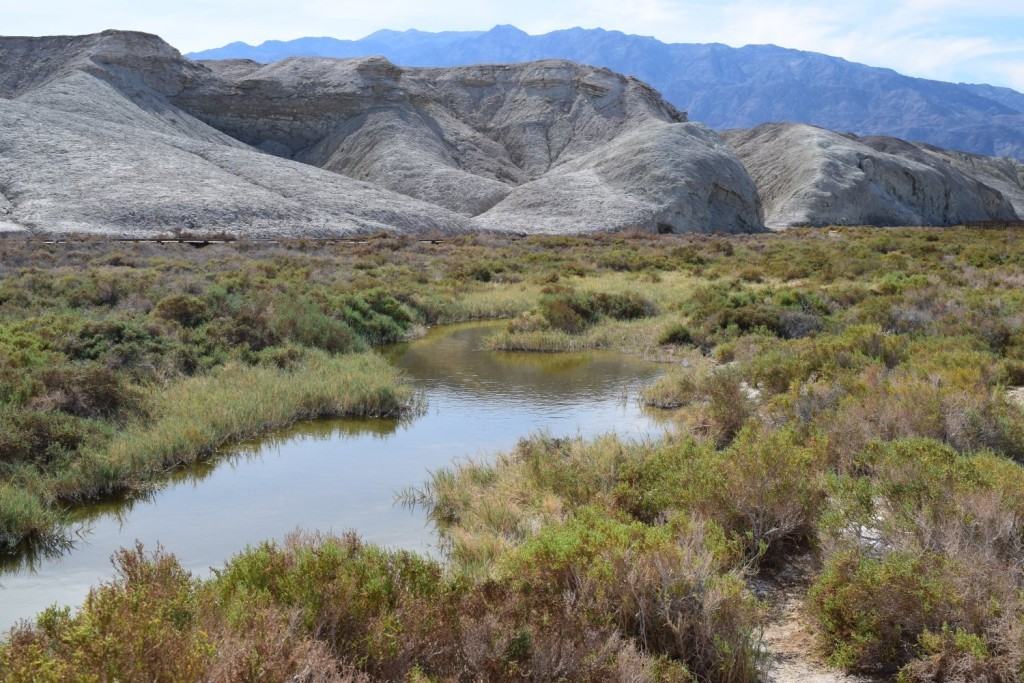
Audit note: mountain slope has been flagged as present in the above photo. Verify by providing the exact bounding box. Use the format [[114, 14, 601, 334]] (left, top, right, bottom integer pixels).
[[0, 31, 472, 235], [723, 124, 1019, 229], [0, 30, 764, 235], [190, 26, 1024, 160]]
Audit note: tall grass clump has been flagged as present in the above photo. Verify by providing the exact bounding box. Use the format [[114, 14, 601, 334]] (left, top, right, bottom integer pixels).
[[0, 351, 413, 549], [57, 351, 413, 500]]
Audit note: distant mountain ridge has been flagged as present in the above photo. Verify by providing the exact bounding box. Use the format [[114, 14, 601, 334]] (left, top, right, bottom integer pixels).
[[190, 25, 1024, 160]]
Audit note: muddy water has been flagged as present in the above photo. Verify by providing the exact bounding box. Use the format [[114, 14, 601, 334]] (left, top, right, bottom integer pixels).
[[0, 322, 667, 630]]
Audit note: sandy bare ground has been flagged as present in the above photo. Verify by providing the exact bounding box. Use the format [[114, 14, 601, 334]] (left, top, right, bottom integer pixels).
[[756, 556, 886, 683], [761, 591, 882, 683]]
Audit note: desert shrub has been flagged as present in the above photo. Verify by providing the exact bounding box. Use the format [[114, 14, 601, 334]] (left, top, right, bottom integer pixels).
[[596, 249, 665, 272], [500, 511, 762, 681], [0, 407, 106, 468], [61, 318, 172, 371], [774, 288, 832, 315], [0, 535, 701, 682], [713, 426, 825, 559], [536, 290, 656, 334], [0, 545, 214, 682], [336, 289, 416, 345], [591, 291, 657, 320], [745, 341, 814, 395], [809, 549, 964, 672], [151, 293, 209, 328], [538, 293, 592, 334], [817, 366, 1024, 461], [470, 264, 493, 282], [703, 370, 755, 445], [610, 439, 720, 524], [270, 300, 362, 354], [777, 309, 825, 339], [29, 364, 141, 420], [217, 303, 280, 353], [658, 322, 693, 346], [811, 439, 1024, 676], [900, 624, 1023, 683], [61, 270, 131, 307], [683, 283, 761, 323], [669, 245, 708, 267], [213, 533, 453, 679], [255, 344, 308, 370], [746, 325, 907, 396]]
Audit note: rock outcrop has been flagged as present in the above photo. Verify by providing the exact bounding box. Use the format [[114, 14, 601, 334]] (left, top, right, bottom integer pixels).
[[0, 97, 470, 236], [0, 30, 765, 236], [862, 138, 1024, 219], [475, 121, 761, 233], [724, 124, 1019, 229]]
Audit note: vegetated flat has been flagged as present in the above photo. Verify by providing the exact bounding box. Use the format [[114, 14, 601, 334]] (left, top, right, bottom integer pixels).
[[2, 228, 1024, 682], [0, 321, 666, 630]]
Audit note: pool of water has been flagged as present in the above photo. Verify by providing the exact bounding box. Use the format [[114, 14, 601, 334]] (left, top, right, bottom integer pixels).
[[0, 321, 667, 630]]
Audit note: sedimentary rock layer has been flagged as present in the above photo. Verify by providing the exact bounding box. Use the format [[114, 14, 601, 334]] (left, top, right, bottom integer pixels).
[[724, 124, 1019, 229], [0, 30, 763, 236]]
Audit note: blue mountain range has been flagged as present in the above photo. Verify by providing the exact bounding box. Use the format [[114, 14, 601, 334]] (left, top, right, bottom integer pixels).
[[190, 25, 1024, 160]]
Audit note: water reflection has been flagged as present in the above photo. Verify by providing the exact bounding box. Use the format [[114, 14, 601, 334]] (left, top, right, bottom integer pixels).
[[0, 321, 666, 629]]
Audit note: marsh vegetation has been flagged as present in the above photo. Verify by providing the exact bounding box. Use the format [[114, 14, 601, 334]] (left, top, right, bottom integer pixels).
[[3, 228, 1024, 681]]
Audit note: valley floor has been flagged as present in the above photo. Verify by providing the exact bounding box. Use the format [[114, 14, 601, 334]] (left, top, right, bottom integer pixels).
[[3, 228, 1024, 681]]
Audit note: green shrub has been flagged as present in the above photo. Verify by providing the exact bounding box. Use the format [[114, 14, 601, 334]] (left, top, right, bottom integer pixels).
[[270, 299, 362, 354], [809, 549, 960, 672], [61, 318, 172, 370], [703, 370, 755, 445], [657, 322, 693, 346], [30, 364, 141, 420], [151, 294, 209, 328], [0, 545, 213, 682], [336, 289, 416, 345], [213, 533, 447, 672], [0, 407, 107, 468], [591, 291, 656, 320], [500, 510, 762, 681], [713, 426, 825, 558], [538, 290, 655, 334]]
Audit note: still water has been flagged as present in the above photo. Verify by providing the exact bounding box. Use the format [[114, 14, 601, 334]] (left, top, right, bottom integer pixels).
[[0, 322, 666, 630]]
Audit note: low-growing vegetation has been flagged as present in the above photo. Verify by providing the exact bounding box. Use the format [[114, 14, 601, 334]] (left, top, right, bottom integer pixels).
[[5, 227, 1024, 680]]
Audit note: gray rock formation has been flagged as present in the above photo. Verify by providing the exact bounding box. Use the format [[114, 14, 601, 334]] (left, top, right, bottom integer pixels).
[[476, 122, 761, 233], [724, 124, 1020, 229], [2, 30, 1020, 236], [179, 57, 691, 220], [863, 139, 1024, 219], [0, 186, 19, 233], [0, 30, 764, 236], [0, 97, 469, 236], [0, 32, 472, 236]]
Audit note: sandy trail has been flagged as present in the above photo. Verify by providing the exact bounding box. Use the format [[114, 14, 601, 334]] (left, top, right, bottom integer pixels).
[[756, 556, 886, 683]]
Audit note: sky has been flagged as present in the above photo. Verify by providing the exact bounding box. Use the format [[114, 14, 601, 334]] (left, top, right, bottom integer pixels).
[[3, 0, 1023, 90]]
